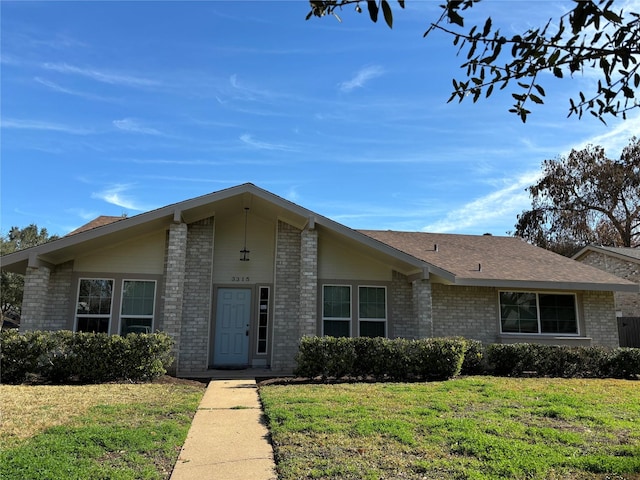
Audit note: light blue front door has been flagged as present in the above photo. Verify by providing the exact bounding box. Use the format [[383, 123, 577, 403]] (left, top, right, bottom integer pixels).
[[213, 288, 251, 366]]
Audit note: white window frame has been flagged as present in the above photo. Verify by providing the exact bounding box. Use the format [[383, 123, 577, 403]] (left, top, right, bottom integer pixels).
[[75, 278, 115, 334], [120, 279, 157, 335], [357, 285, 387, 338], [322, 284, 352, 337], [499, 290, 580, 336]]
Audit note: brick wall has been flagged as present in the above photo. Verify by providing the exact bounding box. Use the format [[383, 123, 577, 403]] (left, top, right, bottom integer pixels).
[[179, 218, 214, 374], [160, 222, 188, 375], [272, 221, 301, 371], [389, 271, 415, 338], [431, 284, 499, 344], [20, 261, 74, 332], [299, 228, 318, 338], [582, 290, 619, 347], [413, 279, 433, 338], [20, 265, 51, 331], [578, 251, 640, 317], [45, 261, 73, 330]]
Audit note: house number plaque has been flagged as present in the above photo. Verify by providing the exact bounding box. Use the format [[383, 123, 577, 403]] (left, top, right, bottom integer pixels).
[[231, 276, 250, 282]]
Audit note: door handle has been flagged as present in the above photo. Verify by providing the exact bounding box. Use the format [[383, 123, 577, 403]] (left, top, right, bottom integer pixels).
[[246, 330, 249, 336]]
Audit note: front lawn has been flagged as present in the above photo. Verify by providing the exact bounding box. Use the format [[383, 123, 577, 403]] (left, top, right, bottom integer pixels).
[[260, 377, 640, 480], [0, 380, 205, 480]]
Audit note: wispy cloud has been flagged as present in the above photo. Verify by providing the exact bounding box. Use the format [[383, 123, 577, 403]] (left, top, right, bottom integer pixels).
[[66, 208, 99, 221], [239, 133, 295, 151], [1, 118, 93, 135], [573, 113, 640, 157], [228, 74, 275, 102], [34, 77, 115, 102], [339, 65, 384, 92], [42, 62, 160, 88], [113, 118, 163, 136], [423, 171, 541, 234], [91, 184, 153, 212]]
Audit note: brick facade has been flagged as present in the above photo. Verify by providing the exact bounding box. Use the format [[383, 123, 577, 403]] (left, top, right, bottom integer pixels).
[[431, 284, 499, 344], [578, 251, 640, 317], [582, 290, 619, 347], [160, 221, 188, 375], [299, 228, 318, 338], [272, 221, 302, 371], [178, 218, 214, 375], [389, 271, 415, 338], [45, 261, 73, 329], [20, 265, 51, 331]]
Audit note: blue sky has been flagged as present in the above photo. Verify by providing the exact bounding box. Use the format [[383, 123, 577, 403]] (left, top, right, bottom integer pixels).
[[2, 1, 639, 238]]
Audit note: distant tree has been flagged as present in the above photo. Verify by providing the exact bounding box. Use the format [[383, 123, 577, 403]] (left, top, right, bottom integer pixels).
[[1, 225, 58, 325], [514, 137, 640, 256], [307, 0, 640, 123]]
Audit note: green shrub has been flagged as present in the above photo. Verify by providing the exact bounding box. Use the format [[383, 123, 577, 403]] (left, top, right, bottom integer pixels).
[[458, 338, 485, 375], [0, 330, 174, 384], [0, 330, 55, 384], [294, 336, 466, 381], [485, 343, 635, 379], [606, 348, 640, 379], [410, 337, 467, 380]]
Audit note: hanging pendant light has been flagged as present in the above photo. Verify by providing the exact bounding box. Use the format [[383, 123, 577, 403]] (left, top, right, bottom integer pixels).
[[240, 207, 250, 261]]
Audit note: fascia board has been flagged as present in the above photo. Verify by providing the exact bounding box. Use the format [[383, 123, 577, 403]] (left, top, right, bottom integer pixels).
[[454, 278, 640, 293]]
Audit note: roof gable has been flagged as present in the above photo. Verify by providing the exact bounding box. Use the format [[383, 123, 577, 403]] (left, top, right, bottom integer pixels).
[[1, 183, 637, 293], [573, 245, 640, 264]]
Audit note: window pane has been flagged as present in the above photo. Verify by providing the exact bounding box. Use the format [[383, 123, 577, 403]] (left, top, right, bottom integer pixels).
[[323, 286, 351, 319], [77, 279, 113, 315], [539, 294, 577, 334], [324, 320, 350, 338], [360, 321, 385, 338], [120, 318, 152, 335], [77, 317, 109, 334], [359, 287, 386, 319], [122, 281, 155, 316], [500, 292, 538, 333]]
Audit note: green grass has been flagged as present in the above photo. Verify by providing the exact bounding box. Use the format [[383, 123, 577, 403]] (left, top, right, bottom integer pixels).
[[0, 382, 205, 480], [259, 377, 640, 480]]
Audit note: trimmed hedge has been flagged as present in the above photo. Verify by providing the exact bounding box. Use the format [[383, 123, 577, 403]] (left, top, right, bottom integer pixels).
[[294, 337, 640, 381], [485, 343, 640, 379], [0, 330, 174, 384], [294, 336, 468, 381]]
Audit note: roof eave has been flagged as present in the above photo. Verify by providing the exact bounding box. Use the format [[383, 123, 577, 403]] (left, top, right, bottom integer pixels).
[[454, 278, 640, 292]]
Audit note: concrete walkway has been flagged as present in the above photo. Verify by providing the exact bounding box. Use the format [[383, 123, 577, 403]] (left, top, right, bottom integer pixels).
[[170, 379, 277, 480]]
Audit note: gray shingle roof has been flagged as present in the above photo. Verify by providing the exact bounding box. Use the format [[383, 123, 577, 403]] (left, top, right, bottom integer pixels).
[[359, 230, 637, 289]]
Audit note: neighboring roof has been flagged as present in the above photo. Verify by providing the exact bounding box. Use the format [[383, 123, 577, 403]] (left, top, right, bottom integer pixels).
[[66, 216, 125, 236], [1, 183, 637, 293], [573, 245, 640, 264]]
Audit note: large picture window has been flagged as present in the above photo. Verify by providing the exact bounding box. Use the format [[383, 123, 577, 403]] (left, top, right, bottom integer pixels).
[[323, 285, 351, 337], [120, 280, 156, 335], [358, 286, 387, 337], [500, 291, 578, 335], [76, 278, 114, 333]]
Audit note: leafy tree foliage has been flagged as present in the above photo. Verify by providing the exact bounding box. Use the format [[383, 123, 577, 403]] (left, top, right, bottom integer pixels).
[[1, 225, 58, 324], [307, 0, 640, 122], [514, 137, 640, 256]]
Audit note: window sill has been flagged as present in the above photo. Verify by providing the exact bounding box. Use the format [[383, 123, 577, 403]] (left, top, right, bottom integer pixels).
[[499, 335, 592, 346]]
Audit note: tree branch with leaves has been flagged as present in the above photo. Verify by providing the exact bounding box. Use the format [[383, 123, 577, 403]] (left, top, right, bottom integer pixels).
[[307, 0, 640, 123]]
